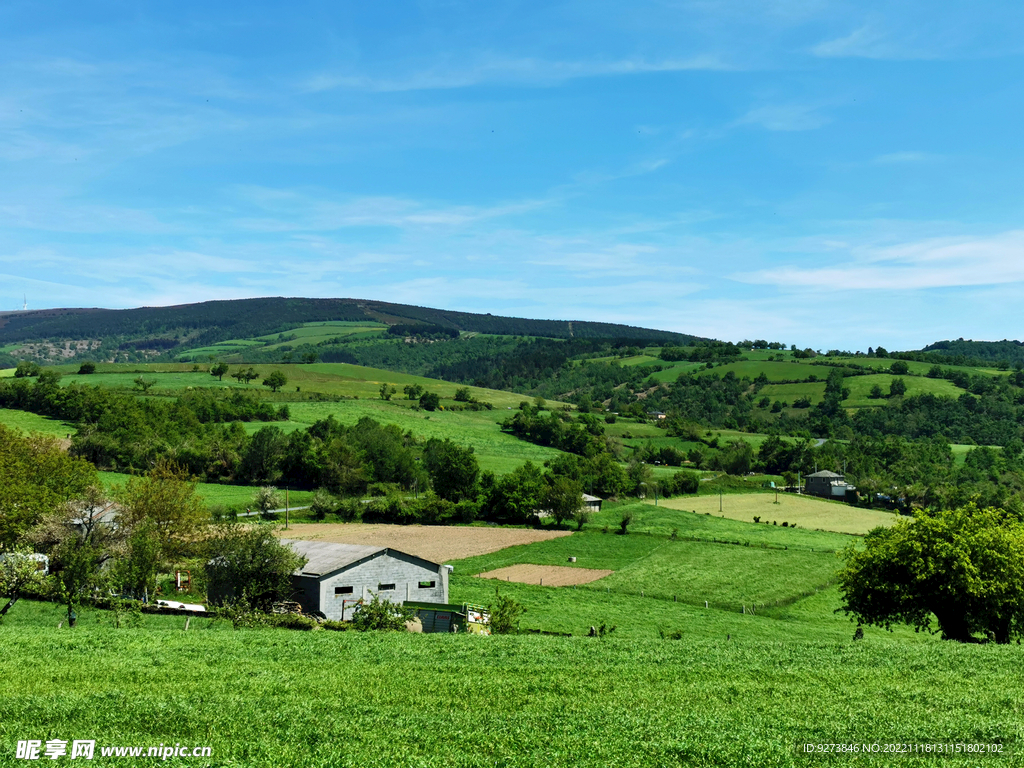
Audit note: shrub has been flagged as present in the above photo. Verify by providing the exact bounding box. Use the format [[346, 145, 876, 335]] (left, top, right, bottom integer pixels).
[[619, 511, 634, 535], [77, 362, 97, 375], [351, 594, 413, 632], [488, 589, 525, 635]]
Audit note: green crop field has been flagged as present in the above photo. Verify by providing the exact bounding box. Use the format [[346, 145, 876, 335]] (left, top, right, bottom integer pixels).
[[758, 381, 828, 405], [3, 599, 1020, 767], [174, 321, 389, 360], [0, 408, 76, 437]]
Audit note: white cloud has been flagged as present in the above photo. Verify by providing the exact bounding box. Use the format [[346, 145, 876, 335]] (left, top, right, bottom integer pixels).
[[300, 54, 733, 93], [872, 151, 938, 164], [738, 230, 1024, 290], [735, 103, 830, 132]]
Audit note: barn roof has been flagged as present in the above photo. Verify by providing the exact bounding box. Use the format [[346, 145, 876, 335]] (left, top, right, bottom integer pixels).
[[582, 494, 603, 503], [282, 539, 441, 578], [805, 470, 844, 478]]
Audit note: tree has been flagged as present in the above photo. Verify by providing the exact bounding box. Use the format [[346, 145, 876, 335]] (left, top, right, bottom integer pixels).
[[454, 387, 472, 402], [0, 547, 46, 618], [571, 507, 591, 531], [110, 519, 161, 601], [240, 426, 286, 483], [838, 504, 1024, 643], [889, 377, 907, 398], [232, 367, 258, 385], [253, 486, 283, 517], [77, 362, 96, 375], [133, 377, 155, 392], [211, 363, 229, 381], [869, 384, 884, 399], [544, 476, 583, 526], [204, 524, 306, 610], [890, 361, 910, 375], [0, 425, 97, 548], [422, 438, 479, 502], [403, 384, 424, 400], [115, 459, 205, 559], [261, 370, 288, 392], [419, 391, 440, 411], [379, 383, 396, 401], [14, 361, 40, 378], [488, 588, 525, 634]]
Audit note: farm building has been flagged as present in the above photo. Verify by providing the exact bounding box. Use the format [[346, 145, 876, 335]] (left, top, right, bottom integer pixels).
[[283, 539, 449, 621], [582, 494, 603, 513], [804, 470, 856, 500]]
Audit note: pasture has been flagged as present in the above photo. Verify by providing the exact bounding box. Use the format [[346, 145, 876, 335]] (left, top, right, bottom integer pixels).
[[3, 602, 1020, 767], [843, 374, 964, 407], [654, 493, 898, 535], [0, 407, 75, 437]]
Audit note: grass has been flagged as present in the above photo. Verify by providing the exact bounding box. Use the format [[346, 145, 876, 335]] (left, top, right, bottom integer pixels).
[[654, 493, 899, 536], [97, 471, 317, 512], [0, 408, 76, 437], [843, 374, 964, 407], [285, 400, 562, 474], [3, 600, 1021, 767], [454, 529, 839, 611]]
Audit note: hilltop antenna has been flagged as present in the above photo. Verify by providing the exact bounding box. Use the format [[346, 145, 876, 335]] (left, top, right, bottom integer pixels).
[[22, 295, 27, 311]]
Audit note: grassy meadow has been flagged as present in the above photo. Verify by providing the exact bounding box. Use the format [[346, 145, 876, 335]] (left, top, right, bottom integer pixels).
[[3, 599, 1021, 767]]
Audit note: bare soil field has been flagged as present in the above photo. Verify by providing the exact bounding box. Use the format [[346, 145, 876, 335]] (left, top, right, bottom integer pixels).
[[657, 493, 898, 535], [476, 564, 614, 587], [277, 524, 572, 563]]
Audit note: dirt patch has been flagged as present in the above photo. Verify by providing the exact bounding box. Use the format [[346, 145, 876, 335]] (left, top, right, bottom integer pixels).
[[476, 564, 614, 587], [277, 524, 572, 564]]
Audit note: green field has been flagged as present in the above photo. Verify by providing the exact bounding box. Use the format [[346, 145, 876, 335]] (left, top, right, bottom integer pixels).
[[843, 374, 964, 407], [175, 321, 389, 360], [0, 408, 76, 437], [97, 470, 317, 512], [453, 529, 839, 611], [3, 599, 1020, 767]]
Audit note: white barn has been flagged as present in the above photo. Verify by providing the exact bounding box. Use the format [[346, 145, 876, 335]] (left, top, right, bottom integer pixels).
[[283, 539, 449, 621]]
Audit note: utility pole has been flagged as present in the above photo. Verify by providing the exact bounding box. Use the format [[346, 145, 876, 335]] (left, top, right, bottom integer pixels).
[[285, 487, 289, 529]]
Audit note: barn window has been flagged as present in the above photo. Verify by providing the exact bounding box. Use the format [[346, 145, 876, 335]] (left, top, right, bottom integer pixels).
[[418, 581, 435, 589], [334, 586, 353, 596], [378, 583, 396, 591]]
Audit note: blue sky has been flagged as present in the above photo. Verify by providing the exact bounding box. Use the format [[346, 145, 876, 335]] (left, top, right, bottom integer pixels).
[[2, 1, 1023, 349]]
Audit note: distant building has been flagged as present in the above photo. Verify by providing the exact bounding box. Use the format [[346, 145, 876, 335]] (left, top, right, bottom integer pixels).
[[804, 470, 856, 500], [648, 411, 667, 420], [283, 539, 449, 621], [582, 494, 603, 513], [69, 502, 121, 535]]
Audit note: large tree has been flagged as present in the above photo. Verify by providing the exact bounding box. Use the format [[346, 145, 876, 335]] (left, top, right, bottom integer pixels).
[[0, 425, 97, 548], [422, 438, 479, 502], [114, 458, 205, 559], [838, 504, 1024, 643], [204, 525, 306, 610]]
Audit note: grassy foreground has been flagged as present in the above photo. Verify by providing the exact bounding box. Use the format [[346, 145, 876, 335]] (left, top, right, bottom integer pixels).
[[0, 602, 1020, 767]]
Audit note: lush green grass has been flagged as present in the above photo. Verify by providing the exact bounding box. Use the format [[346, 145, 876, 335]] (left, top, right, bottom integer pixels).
[[4, 600, 1019, 767], [54, 361, 545, 411], [0, 367, 15, 378], [97, 471, 317, 511], [286, 400, 562, 474], [589, 500, 855, 551], [0, 407, 76, 437], [759, 381, 827, 405], [453, 529, 839, 611], [843, 374, 964, 407], [822, 355, 1008, 377]]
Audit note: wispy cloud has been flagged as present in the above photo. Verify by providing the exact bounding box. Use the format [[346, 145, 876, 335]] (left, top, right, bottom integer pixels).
[[300, 54, 733, 93], [738, 230, 1024, 290], [735, 103, 831, 132], [872, 151, 939, 165]]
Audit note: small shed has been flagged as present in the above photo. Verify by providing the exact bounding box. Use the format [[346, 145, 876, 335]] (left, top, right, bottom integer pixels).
[[582, 493, 603, 513], [282, 539, 449, 621]]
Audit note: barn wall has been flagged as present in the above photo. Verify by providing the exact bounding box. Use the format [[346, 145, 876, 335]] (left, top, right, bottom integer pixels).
[[309, 551, 449, 621]]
